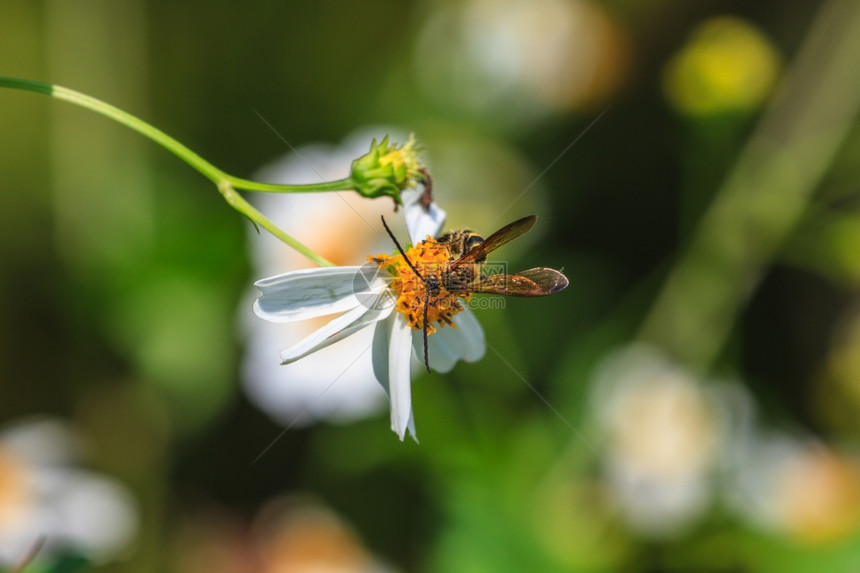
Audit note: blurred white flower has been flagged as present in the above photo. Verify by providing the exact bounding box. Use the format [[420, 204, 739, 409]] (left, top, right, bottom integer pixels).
[[590, 345, 727, 538], [725, 429, 860, 544], [0, 417, 137, 566], [592, 346, 860, 544], [415, 0, 630, 126]]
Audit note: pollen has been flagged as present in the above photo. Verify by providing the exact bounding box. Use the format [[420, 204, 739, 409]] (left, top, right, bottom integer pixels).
[[370, 237, 470, 335]]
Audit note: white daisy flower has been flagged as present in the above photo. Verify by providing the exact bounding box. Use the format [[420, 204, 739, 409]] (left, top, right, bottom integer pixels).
[[243, 130, 450, 430], [252, 193, 485, 441]]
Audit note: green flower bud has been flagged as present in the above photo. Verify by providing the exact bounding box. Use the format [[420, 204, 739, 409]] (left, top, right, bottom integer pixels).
[[350, 135, 427, 204]]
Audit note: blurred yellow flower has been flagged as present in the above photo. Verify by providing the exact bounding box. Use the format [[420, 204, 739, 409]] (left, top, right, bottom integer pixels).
[[663, 16, 781, 116]]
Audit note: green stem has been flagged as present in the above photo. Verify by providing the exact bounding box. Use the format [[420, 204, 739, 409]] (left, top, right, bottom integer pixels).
[[0, 75, 338, 266], [226, 176, 354, 194]]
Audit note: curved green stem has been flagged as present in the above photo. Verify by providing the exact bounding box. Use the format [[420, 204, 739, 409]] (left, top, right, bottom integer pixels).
[[0, 75, 338, 266]]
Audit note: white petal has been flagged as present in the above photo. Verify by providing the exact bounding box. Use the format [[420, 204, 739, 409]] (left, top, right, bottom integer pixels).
[[373, 315, 418, 441], [403, 189, 446, 245], [279, 300, 393, 364], [254, 266, 387, 323], [242, 296, 387, 427], [412, 326, 457, 373], [371, 316, 391, 390], [406, 401, 417, 440], [450, 308, 486, 362], [411, 308, 486, 373], [388, 315, 417, 441]]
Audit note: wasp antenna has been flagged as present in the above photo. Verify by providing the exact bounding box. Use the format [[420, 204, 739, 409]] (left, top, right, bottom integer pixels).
[[380, 216, 424, 279], [423, 291, 431, 373], [380, 215, 432, 373]]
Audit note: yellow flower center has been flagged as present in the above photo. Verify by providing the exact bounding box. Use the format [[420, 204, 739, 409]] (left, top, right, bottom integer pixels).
[[378, 134, 421, 179], [370, 237, 470, 335]]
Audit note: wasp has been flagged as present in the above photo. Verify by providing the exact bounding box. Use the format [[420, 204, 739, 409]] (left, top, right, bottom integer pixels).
[[380, 215, 569, 372], [435, 216, 568, 297]]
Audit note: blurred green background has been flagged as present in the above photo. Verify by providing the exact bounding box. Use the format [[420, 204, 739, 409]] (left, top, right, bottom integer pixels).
[[3, 0, 860, 571]]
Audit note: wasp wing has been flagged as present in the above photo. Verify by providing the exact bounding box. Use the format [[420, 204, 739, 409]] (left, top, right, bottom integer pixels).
[[470, 267, 569, 297], [450, 215, 537, 267]]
